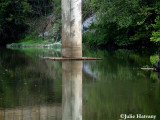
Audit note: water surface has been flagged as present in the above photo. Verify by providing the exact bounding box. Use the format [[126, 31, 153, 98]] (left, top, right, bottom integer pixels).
[[0, 48, 160, 120]]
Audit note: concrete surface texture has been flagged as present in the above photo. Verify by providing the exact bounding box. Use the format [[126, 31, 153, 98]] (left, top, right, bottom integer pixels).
[[62, 0, 82, 58]]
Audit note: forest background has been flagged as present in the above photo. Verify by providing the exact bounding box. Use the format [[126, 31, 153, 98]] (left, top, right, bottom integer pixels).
[[0, 0, 160, 48]]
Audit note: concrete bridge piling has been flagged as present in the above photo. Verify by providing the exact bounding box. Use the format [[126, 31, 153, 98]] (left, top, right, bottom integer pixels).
[[62, 0, 82, 58], [42, 0, 101, 60]]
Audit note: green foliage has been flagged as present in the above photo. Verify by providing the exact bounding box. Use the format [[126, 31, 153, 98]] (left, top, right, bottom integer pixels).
[[83, 0, 159, 47], [82, 0, 100, 21], [83, 31, 108, 46], [0, 0, 61, 46], [0, 0, 32, 45], [52, 0, 61, 16], [150, 54, 158, 65], [151, 16, 160, 42], [8, 32, 44, 47], [1, 0, 160, 47], [27, 0, 61, 17]]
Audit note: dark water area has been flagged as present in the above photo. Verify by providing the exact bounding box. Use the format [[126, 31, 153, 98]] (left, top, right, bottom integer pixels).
[[0, 48, 160, 120]]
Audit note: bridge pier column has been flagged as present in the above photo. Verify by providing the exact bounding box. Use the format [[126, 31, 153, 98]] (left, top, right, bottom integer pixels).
[[62, 0, 82, 58]]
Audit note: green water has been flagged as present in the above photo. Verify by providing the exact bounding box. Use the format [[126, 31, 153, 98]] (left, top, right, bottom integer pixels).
[[0, 48, 160, 120]]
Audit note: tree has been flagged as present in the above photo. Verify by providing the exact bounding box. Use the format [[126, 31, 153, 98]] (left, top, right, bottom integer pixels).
[[83, 0, 160, 47], [150, 2, 160, 43], [0, 0, 31, 45]]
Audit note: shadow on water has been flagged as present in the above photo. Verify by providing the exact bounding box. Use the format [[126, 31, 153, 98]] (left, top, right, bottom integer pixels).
[[0, 48, 160, 119]]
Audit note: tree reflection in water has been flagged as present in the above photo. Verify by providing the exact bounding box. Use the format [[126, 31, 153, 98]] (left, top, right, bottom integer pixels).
[[0, 48, 160, 120], [0, 60, 82, 120]]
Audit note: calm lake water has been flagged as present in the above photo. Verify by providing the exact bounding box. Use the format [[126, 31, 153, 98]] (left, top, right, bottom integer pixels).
[[0, 48, 160, 120]]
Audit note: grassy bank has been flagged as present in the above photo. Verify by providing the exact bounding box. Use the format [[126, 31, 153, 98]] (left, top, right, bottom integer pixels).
[[7, 14, 62, 48], [7, 32, 61, 48]]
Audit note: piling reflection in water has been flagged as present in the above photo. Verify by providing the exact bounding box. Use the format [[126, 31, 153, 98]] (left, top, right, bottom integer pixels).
[[62, 61, 82, 120], [1, 49, 160, 120], [0, 105, 61, 120], [0, 60, 82, 120]]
